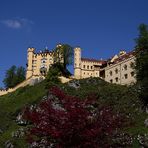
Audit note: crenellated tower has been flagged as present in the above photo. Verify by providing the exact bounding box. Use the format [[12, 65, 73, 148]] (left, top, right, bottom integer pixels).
[[74, 47, 81, 79], [26, 47, 35, 79]]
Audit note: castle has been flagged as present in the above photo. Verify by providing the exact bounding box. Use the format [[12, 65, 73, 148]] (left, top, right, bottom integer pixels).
[[26, 44, 63, 79], [0, 44, 136, 96], [26, 45, 136, 85], [74, 47, 136, 85]]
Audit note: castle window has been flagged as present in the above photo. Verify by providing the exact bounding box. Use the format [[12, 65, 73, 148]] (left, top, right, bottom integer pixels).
[[41, 58, 47, 64], [87, 65, 89, 69], [130, 62, 134, 68], [109, 71, 112, 76], [124, 64, 127, 70], [124, 74, 128, 79], [115, 77, 118, 82], [84, 72, 85, 75], [91, 66, 93, 69], [83, 65, 85, 69], [115, 68, 118, 74], [131, 71, 134, 77], [110, 79, 113, 83]]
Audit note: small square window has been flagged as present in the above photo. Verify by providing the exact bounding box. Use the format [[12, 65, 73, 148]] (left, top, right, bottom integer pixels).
[[124, 74, 128, 79], [124, 65, 127, 70], [131, 71, 134, 77], [115, 77, 118, 82], [115, 68, 118, 74], [109, 71, 112, 76], [130, 62, 134, 68]]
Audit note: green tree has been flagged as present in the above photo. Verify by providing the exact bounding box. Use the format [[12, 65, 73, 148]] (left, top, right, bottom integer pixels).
[[45, 63, 71, 88], [135, 24, 148, 106], [54, 44, 73, 69], [3, 65, 25, 88], [46, 63, 62, 85]]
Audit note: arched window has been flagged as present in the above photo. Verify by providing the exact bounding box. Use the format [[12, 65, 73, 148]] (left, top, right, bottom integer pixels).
[[41, 58, 47, 64]]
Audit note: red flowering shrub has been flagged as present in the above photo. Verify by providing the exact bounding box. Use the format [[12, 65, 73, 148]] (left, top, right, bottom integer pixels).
[[24, 87, 126, 148]]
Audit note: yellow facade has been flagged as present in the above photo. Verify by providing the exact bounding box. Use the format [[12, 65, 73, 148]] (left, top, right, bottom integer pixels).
[[74, 47, 106, 79], [74, 48, 136, 85], [105, 51, 136, 85], [26, 47, 59, 79]]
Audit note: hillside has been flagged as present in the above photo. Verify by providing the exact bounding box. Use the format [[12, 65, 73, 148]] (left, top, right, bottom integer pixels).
[[0, 78, 147, 147]]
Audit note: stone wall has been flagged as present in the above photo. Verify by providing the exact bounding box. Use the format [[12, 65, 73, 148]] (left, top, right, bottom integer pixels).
[[0, 76, 45, 96]]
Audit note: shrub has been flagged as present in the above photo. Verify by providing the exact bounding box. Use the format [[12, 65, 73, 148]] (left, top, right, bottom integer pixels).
[[24, 87, 128, 147]]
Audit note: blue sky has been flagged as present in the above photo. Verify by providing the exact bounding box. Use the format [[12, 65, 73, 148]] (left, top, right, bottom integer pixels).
[[0, 0, 148, 87]]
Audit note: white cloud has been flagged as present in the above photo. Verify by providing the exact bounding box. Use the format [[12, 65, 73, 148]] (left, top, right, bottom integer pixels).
[[1, 18, 33, 29]]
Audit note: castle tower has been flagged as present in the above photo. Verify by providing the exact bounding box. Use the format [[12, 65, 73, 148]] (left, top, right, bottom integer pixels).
[[74, 47, 81, 79], [26, 47, 35, 79]]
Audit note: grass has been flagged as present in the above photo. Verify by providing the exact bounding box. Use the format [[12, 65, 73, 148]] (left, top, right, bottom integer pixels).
[[0, 77, 147, 147], [0, 80, 47, 147]]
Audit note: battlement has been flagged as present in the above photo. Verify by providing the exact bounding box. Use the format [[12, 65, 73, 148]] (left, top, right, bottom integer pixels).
[[74, 47, 81, 51], [33, 51, 54, 57], [0, 88, 13, 96], [28, 47, 35, 52]]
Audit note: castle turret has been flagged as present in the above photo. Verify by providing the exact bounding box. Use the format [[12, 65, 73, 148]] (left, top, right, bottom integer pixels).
[[74, 47, 81, 79], [26, 47, 35, 79]]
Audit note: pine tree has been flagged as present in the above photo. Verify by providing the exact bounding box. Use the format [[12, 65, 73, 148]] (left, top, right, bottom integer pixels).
[[135, 24, 148, 106]]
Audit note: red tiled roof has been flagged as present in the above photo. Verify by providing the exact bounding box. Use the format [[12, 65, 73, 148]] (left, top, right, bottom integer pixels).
[[81, 58, 106, 64], [113, 50, 135, 64]]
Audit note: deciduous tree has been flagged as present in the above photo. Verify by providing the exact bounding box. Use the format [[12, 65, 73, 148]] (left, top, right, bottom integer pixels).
[[3, 65, 25, 88], [24, 87, 127, 147], [54, 44, 73, 69]]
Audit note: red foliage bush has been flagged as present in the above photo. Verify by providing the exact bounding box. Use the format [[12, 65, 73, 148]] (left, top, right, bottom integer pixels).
[[24, 87, 126, 148]]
